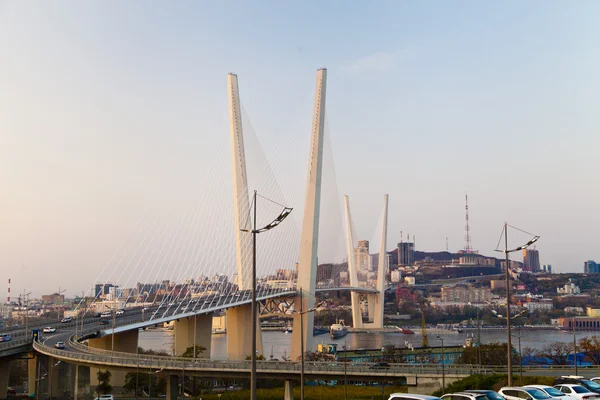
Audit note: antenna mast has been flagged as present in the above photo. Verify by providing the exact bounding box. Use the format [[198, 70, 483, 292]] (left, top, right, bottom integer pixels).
[[464, 193, 473, 253]]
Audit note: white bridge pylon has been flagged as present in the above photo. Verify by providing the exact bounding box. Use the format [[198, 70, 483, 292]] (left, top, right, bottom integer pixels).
[[227, 69, 328, 361], [344, 194, 389, 329]]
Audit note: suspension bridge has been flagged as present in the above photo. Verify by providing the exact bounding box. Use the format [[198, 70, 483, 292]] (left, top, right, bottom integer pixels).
[[0, 68, 394, 399]]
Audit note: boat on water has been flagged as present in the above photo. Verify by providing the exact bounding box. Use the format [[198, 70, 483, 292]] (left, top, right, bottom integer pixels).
[[313, 326, 328, 336], [330, 320, 348, 339], [400, 328, 415, 334]]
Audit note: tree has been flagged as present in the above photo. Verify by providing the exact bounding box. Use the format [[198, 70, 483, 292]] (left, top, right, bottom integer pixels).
[[457, 342, 517, 366], [245, 354, 266, 360], [540, 342, 573, 365], [182, 345, 207, 358], [137, 347, 170, 356], [123, 373, 166, 396], [299, 351, 335, 362], [578, 335, 600, 365], [521, 347, 542, 365], [96, 370, 112, 395], [382, 344, 406, 363]]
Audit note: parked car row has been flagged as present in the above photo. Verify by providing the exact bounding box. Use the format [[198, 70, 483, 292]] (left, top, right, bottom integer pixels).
[[388, 377, 600, 400]]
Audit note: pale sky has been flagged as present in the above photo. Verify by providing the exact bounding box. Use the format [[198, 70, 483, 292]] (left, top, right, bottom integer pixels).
[[1, 1, 599, 298]]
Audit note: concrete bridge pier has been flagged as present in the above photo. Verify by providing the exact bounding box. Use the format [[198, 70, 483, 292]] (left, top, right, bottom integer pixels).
[[226, 304, 262, 360], [366, 293, 377, 324], [284, 380, 294, 400], [89, 329, 139, 387], [173, 313, 213, 356], [0, 359, 10, 400], [166, 375, 178, 400], [28, 355, 36, 396]]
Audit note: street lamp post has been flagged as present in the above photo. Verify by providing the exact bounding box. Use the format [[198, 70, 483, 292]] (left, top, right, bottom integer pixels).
[[511, 328, 523, 385], [436, 335, 445, 394], [240, 190, 292, 400], [344, 337, 348, 400], [495, 223, 539, 386], [292, 291, 320, 400], [572, 313, 578, 375]]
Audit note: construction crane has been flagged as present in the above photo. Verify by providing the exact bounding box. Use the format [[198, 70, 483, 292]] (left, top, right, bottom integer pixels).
[[421, 310, 428, 348]]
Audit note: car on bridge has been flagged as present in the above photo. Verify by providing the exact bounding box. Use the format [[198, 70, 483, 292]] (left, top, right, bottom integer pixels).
[[61, 317, 72, 323], [0, 333, 12, 342], [99, 320, 109, 325], [369, 362, 390, 369], [42, 327, 56, 333], [55, 341, 65, 349], [100, 311, 111, 318], [94, 395, 114, 400], [116, 310, 124, 315]]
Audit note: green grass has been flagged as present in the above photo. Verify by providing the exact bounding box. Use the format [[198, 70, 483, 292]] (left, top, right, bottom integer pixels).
[[195, 384, 407, 400], [432, 374, 557, 397]]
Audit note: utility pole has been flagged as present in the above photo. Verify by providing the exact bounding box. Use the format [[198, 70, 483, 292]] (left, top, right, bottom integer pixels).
[[300, 288, 305, 400], [504, 223, 513, 386], [344, 336, 348, 400], [573, 314, 578, 375]]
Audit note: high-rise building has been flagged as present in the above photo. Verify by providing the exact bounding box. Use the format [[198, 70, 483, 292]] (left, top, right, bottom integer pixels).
[[523, 249, 540, 272], [585, 260, 600, 274], [542, 264, 552, 273], [355, 240, 371, 272], [94, 283, 114, 298], [398, 242, 415, 266]]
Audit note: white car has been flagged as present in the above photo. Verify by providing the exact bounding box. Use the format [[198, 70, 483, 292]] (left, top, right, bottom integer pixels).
[[389, 395, 442, 400], [499, 387, 552, 400], [116, 310, 124, 315], [100, 311, 111, 318], [442, 393, 491, 400], [94, 395, 114, 400], [525, 385, 571, 399], [55, 341, 65, 349], [42, 327, 56, 333], [554, 385, 600, 400]]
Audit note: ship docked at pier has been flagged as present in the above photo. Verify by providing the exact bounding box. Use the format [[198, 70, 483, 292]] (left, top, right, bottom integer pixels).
[[330, 320, 348, 339]]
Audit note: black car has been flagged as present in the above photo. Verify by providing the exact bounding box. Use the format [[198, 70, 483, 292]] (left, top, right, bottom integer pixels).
[[93, 312, 102, 317], [369, 362, 391, 369], [99, 320, 109, 325], [553, 376, 600, 393]]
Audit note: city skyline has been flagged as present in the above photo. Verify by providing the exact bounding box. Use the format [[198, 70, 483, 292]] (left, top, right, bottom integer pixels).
[[1, 2, 599, 297]]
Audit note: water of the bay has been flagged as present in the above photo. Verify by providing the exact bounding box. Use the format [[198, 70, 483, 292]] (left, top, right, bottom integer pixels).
[[139, 328, 594, 360]]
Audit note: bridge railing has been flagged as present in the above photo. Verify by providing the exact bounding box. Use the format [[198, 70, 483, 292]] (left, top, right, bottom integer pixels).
[[0, 336, 32, 352], [37, 338, 488, 376]]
